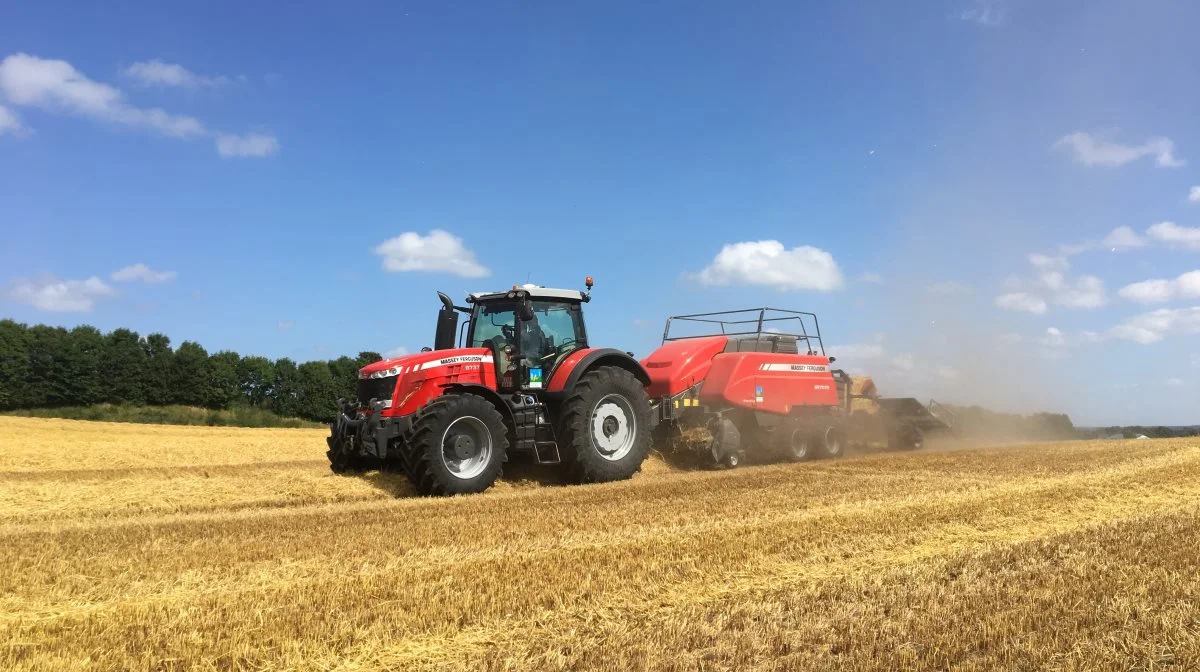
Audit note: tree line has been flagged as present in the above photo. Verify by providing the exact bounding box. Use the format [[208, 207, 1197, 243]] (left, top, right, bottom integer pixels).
[[0, 320, 382, 423]]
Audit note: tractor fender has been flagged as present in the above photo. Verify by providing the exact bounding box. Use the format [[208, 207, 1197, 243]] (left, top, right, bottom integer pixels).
[[547, 348, 651, 394]]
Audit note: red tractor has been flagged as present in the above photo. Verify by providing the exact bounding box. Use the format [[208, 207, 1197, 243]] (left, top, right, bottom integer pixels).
[[328, 285, 863, 494], [327, 278, 655, 495]]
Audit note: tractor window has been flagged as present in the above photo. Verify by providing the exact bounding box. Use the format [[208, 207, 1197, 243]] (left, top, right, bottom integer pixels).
[[468, 302, 518, 348], [531, 301, 585, 349]]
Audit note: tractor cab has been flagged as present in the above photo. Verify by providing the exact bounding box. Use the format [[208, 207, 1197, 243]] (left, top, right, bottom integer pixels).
[[434, 280, 593, 392]]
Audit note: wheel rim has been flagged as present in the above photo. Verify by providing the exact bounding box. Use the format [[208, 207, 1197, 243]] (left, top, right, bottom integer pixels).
[[590, 394, 636, 461], [826, 431, 843, 456], [440, 416, 493, 480], [790, 430, 809, 459]]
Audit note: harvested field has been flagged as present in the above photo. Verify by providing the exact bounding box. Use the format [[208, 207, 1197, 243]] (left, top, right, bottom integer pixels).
[[2, 415, 1199, 671]]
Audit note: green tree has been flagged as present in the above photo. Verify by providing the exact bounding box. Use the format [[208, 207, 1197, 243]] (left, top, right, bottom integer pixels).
[[25, 325, 70, 407], [0, 320, 31, 409], [141, 333, 174, 406], [206, 351, 242, 409], [64, 325, 105, 406], [327, 356, 361, 406], [171, 341, 209, 406], [102, 329, 147, 405], [237, 355, 276, 407], [298, 360, 338, 422], [271, 357, 302, 418]]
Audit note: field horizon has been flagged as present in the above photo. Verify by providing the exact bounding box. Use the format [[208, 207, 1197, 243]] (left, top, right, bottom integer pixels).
[[2, 416, 1199, 670]]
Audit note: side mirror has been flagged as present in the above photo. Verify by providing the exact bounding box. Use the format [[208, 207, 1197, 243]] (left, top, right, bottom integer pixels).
[[829, 356, 837, 363]]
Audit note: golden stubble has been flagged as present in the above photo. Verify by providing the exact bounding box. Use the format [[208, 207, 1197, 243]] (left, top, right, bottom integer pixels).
[[1, 416, 1198, 671]]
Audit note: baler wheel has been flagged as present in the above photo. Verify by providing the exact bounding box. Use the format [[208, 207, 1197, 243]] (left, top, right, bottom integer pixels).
[[558, 366, 653, 483], [405, 393, 508, 496], [819, 425, 846, 459]]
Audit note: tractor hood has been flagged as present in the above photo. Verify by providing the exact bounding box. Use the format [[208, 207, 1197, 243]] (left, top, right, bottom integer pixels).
[[358, 349, 494, 380]]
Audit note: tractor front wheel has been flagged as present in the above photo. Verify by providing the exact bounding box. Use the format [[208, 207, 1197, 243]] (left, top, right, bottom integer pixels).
[[405, 393, 508, 496], [558, 366, 652, 483]]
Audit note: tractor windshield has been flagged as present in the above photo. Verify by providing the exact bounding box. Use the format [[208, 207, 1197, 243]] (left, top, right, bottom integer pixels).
[[467, 299, 586, 365]]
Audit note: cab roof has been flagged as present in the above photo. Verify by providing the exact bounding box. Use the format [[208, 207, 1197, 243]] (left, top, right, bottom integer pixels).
[[468, 285, 586, 302]]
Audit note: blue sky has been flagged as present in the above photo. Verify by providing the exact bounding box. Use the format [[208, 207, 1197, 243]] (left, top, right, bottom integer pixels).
[[2, 0, 1198, 425]]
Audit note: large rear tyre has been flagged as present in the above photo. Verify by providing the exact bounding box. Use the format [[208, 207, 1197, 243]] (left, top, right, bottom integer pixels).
[[406, 393, 508, 496], [558, 366, 652, 483]]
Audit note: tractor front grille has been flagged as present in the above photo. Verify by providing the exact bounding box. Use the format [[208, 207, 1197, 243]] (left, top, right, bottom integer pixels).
[[356, 376, 397, 404]]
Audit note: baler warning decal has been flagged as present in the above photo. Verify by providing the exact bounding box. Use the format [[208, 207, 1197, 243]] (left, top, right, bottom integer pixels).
[[758, 363, 830, 373]]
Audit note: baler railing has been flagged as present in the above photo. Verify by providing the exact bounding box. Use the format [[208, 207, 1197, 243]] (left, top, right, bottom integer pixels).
[[661, 307, 825, 355]]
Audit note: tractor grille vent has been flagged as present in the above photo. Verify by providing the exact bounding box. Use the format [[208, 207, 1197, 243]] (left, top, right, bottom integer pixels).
[[356, 376, 397, 404]]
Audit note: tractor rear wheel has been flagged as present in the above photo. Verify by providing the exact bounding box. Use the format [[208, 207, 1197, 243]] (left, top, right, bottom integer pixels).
[[405, 393, 507, 496], [558, 366, 652, 483]]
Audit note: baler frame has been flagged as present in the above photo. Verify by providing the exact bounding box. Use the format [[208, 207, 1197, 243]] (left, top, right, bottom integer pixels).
[[660, 307, 827, 356]]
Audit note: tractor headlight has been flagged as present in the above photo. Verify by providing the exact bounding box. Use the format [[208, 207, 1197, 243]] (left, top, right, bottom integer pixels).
[[369, 366, 402, 379]]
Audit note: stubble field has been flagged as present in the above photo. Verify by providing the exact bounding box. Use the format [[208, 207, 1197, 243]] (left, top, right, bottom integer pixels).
[[2, 415, 1199, 671]]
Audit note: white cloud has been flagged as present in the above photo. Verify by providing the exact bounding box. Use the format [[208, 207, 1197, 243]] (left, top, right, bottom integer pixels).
[[215, 132, 280, 158], [123, 59, 228, 88], [1040, 327, 1067, 347], [1146, 221, 1200, 250], [828, 343, 885, 360], [857, 271, 884, 285], [694, 240, 843, 291], [1053, 131, 1184, 168], [277, 320, 295, 330], [0, 104, 26, 136], [373, 229, 490, 278], [1101, 225, 1146, 250], [926, 280, 973, 295], [6, 275, 116, 312], [960, 0, 1006, 26], [0, 53, 276, 157], [1189, 186, 1200, 203], [385, 346, 410, 359], [1027, 253, 1068, 271], [1054, 275, 1107, 309], [111, 263, 176, 284], [995, 292, 1047, 314], [1110, 306, 1200, 344], [1166, 377, 1185, 387], [1118, 271, 1200, 304]]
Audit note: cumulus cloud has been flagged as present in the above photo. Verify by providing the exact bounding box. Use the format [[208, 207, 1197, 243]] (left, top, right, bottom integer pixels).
[[693, 240, 844, 291], [995, 292, 1047, 314], [1040, 327, 1067, 347], [215, 132, 279, 158], [111, 263, 177, 284], [6, 275, 117, 312], [1053, 131, 1184, 168], [373, 229, 490, 278], [1054, 275, 1107, 309], [1118, 271, 1200, 304], [1102, 226, 1146, 250], [123, 59, 229, 88], [0, 53, 276, 157], [1166, 377, 1185, 387], [1146, 221, 1200, 250], [0, 104, 26, 136], [1110, 306, 1200, 344], [1189, 186, 1200, 203]]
